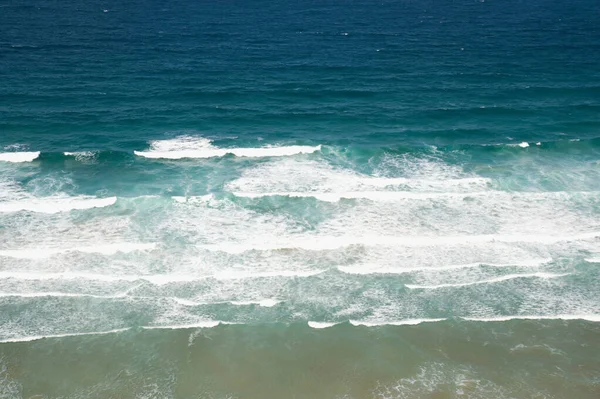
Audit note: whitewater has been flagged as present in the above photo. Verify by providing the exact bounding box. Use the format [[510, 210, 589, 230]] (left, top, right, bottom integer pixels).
[[2, 0, 600, 396], [1, 135, 599, 340]]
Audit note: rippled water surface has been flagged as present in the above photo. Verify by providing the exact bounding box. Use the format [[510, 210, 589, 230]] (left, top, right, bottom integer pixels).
[[1, 0, 600, 397]]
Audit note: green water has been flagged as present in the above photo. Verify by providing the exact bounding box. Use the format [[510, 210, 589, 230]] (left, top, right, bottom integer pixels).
[[2, 0, 600, 397], [2, 321, 599, 398]]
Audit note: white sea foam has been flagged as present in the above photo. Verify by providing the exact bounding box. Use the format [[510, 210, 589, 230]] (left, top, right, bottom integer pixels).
[[0, 272, 210, 284], [585, 257, 600, 263], [172, 298, 280, 307], [0, 291, 128, 299], [233, 191, 483, 202], [135, 145, 321, 159], [405, 272, 569, 290], [0, 323, 237, 343], [0, 292, 280, 309], [463, 314, 600, 323], [172, 194, 213, 203], [0, 271, 140, 282], [230, 299, 280, 307], [63, 151, 97, 162], [0, 242, 156, 259], [0, 152, 40, 163], [232, 190, 598, 202], [504, 142, 530, 148], [134, 136, 320, 159], [200, 232, 600, 253], [350, 318, 446, 326], [141, 136, 214, 152], [172, 298, 202, 306], [308, 321, 339, 329], [140, 275, 203, 285], [64, 151, 95, 157], [0, 328, 130, 343], [358, 176, 486, 188], [212, 269, 324, 279], [3, 316, 597, 344], [337, 258, 551, 275], [0, 269, 321, 284], [0, 196, 116, 213], [226, 159, 491, 194]]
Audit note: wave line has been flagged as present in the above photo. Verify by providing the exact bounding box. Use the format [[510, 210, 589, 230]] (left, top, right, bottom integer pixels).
[[200, 232, 600, 253], [405, 272, 569, 290], [0, 151, 40, 163]]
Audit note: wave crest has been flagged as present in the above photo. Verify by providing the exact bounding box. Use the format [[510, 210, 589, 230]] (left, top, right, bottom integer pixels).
[[134, 136, 321, 159], [0, 151, 40, 163]]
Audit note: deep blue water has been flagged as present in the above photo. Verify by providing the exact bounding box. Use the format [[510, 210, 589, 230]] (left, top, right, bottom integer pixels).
[[1, 1, 600, 398], [2, 0, 600, 149]]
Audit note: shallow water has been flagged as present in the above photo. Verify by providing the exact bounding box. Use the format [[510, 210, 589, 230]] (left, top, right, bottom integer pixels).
[[1, 0, 600, 397]]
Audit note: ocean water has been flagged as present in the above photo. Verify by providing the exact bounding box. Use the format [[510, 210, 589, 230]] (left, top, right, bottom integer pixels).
[[1, 0, 600, 397]]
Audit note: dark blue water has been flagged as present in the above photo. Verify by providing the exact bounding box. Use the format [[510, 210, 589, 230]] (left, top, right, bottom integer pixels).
[[1, 1, 600, 398], [2, 0, 600, 149]]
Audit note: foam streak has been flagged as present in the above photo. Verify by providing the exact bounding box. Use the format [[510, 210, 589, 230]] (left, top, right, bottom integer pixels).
[[0, 328, 130, 344], [0, 196, 116, 213], [337, 258, 551, 275], [0, 243, 156, 259], [200, 233, 600, 253], [405, 272, 568, 290]]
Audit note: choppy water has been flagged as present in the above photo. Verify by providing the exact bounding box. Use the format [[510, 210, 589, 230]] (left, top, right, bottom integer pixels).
[[1, 0, 600, 398]]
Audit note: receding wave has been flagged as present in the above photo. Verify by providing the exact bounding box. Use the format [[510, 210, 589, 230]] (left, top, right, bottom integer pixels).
[[0, 242, 157, 259], [0, 196, 116, 213], [134, 136, 321, 159], [3, 315, 599, 343], [200, 232, 600, 253], [0, 328, 130, 344], [0, 151, 40, 163], [405, 272, 569, 290], [463, 314, 600, 323], [0, 323, 237, 343], [308, 321, 340, 329], [350, 318, 447, 326]]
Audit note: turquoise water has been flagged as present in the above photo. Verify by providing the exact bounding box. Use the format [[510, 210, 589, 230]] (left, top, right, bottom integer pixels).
[[1, 0, 600, 397]]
